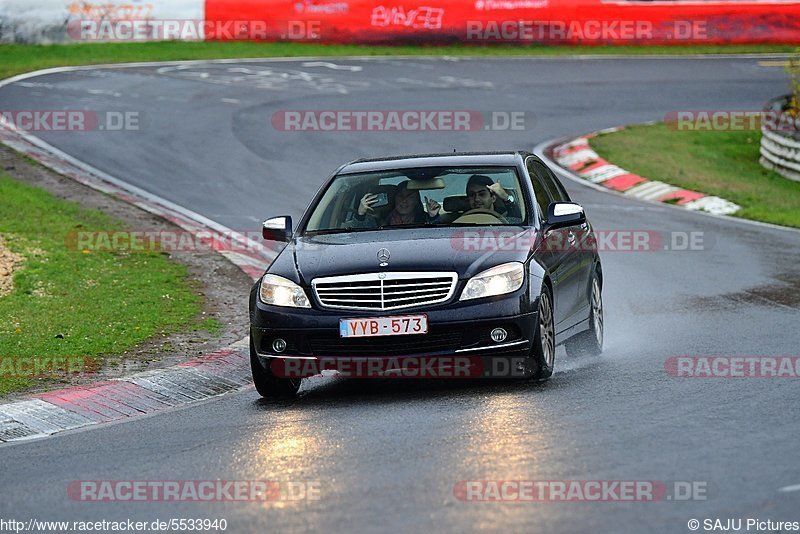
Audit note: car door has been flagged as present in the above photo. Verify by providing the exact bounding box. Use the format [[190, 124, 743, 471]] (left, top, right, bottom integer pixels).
[[542, 163, 594, 318], [526, 158, 583, 330]]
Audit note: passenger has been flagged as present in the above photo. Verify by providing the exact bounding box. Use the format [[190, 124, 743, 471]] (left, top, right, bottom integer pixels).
[[465, 174, 522, 221], [351, 180, 440, 228]]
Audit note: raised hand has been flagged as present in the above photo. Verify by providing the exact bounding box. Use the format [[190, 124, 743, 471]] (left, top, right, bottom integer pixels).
[[358, 193, 378, 216], [425, 196, 441, 217], [487, 181, 509, 201]]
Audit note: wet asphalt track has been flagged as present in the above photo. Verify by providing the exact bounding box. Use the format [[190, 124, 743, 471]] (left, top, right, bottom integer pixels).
[[0, 56, 799, 533]]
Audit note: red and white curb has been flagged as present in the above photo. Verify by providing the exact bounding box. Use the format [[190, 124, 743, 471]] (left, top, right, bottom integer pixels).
[[0, 343, 251, 442], [0, 86, 277, 444], [547, 128, 741, 216]]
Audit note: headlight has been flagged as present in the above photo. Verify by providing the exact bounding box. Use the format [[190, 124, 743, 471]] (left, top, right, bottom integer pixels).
[[460, 262, 525, 301], [259, 274, 311, 308]]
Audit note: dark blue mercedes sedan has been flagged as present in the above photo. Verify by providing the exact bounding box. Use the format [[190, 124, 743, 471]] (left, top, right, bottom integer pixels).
[[249, 152, 603, 397]]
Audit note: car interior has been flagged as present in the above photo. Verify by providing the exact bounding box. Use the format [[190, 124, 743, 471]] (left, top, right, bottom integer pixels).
[[304, 167, 526, 232]]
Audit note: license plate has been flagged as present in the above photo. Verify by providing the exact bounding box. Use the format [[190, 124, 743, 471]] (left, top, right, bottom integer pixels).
[[339, 315, 428, 338]]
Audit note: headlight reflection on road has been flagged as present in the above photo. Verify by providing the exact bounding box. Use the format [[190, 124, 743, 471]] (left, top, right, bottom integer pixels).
[[230, 416, 330, 511], [445, 391, 566, 527], [468, 392, 553, 473]]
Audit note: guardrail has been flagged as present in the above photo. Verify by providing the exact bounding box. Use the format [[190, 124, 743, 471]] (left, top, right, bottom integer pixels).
[[760, 126, 800, 182], [760, 95, 800, 183]]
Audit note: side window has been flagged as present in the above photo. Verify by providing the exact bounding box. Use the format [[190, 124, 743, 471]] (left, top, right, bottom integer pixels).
[[530, 160, 567, 203], [526, 159, 555, 220], [544, 165, 571, 202]]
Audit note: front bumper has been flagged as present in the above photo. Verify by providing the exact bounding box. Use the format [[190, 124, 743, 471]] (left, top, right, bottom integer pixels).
[[250, 287, 537, 364]]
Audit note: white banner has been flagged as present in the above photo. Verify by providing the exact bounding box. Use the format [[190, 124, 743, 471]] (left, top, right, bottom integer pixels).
[[0, 0, 205, 43]]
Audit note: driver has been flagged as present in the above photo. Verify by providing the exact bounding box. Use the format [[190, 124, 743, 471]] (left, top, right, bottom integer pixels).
[[466, 175, 522, 220]]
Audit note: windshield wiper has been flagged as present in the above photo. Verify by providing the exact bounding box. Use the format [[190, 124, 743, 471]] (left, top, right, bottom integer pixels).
[[304, 227, 377, 236]]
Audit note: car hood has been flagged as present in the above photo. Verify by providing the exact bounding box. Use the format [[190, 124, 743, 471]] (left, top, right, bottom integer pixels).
[[290, 227, 533, 284]]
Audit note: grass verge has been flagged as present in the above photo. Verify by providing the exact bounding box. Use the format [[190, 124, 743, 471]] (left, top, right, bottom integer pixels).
[[0, 175, 205, 396], [589, 123, 800, 228], [0, 41, 794, 81]]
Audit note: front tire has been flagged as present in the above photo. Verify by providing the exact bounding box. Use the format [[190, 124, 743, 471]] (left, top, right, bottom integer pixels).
[[250, 338, 301, 398], [564, 272, 603, 358], [531, 285, 556, 380]]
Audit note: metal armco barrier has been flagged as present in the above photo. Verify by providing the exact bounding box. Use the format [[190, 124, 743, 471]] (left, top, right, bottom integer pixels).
[[760, 126, 800, 182]]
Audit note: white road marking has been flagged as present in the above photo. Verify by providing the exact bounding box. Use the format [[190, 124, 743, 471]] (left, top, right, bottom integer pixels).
[[301, 61, 363, 72], [221, 98, 240, 104], [439, 76, 493, 88], [15, 81, 56, 89], [157, 65, 362, 94], [395, 76, 493, 89], [683, 196, 741, 215], [87, 89, 122, 97], [778, 483, 800, 493]]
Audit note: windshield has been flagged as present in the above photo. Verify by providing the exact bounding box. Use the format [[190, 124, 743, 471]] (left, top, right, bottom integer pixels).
[[304, 166, 527, 233]]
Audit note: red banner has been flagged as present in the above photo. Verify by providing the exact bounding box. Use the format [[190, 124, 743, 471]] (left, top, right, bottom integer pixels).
[[205, 0, 800, 44]]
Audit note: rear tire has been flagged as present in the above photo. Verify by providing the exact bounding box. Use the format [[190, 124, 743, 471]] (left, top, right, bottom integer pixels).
[[564, 272, 603, 358], [531, 285, 556, 380], [250, 337, 301, 398]]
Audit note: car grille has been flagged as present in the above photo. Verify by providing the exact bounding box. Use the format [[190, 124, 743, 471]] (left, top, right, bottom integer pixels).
[[308, 329, 464, 357], [312, 272, 458, 311]]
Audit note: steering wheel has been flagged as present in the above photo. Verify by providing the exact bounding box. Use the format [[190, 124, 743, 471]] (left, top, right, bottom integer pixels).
[[452, 209, 508, 224]]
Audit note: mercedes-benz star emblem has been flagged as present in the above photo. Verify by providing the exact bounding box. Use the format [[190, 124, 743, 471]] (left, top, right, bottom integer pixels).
[[377, 248, 390, 267]]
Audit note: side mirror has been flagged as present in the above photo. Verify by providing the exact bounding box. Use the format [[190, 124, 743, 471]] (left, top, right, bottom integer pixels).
[[262, 216, 292, 242], [545, 202, 585, 230]]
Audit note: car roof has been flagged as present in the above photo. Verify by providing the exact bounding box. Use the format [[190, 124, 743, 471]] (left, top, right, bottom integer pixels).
[[338, 151, 531, 174]]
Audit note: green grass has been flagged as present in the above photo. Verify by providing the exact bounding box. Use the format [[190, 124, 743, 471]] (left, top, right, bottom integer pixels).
[[589, 123, 800, 228], [0, 41, 794, 81], [191, 317, 222, 335], [0, 175, 207, 396]]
